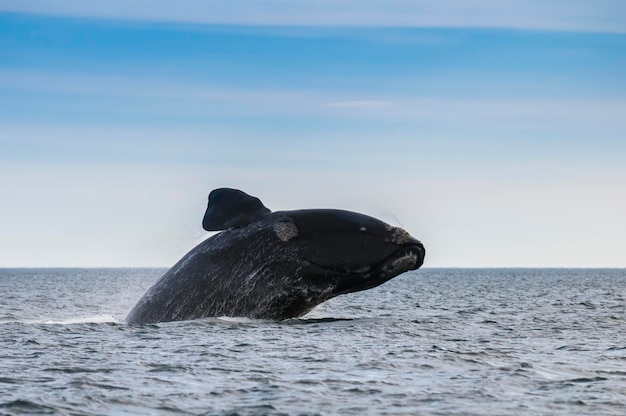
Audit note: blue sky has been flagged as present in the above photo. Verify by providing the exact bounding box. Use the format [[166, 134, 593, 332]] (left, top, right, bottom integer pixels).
[[1, 1, 625, 267]]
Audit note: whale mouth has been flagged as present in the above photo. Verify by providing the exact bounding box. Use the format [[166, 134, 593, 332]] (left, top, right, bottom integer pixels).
[[372, 243, 425, 278], [324, 242, 425, 297], [306, 242, 425, 277]]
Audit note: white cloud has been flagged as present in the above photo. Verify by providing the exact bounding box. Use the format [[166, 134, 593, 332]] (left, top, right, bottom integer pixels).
[[1, 0, 624, 33], [2, 69, 625, 131], [326, 100, 392, 109]]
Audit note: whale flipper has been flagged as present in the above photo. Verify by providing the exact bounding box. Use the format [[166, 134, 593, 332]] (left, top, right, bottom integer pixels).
[[202, 188, 271, 231]]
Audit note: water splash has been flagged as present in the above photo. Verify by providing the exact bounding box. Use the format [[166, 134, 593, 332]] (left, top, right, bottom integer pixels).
[[19, 314, 120, 325]]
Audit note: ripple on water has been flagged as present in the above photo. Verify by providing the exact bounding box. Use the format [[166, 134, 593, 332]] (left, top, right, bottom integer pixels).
[[1, 268, 626, 415]]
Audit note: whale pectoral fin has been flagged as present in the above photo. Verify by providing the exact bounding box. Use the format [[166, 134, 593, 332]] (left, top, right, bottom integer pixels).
[[202, 188, 272, 231]]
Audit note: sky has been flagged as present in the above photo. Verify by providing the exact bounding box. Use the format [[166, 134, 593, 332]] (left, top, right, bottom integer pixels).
[[0, 1, 625, 267]]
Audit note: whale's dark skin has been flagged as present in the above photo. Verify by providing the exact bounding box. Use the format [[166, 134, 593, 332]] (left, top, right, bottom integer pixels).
[[126, 188, 425, 324]]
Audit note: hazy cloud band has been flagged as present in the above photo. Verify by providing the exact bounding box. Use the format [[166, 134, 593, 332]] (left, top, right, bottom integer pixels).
[[1, 0, 625, 33]]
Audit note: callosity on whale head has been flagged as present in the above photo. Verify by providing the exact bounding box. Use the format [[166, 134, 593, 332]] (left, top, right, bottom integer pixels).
[[126, 188, 425, 324]]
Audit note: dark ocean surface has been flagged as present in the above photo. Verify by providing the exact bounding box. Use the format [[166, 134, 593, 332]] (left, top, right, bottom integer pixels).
[[0, 268, 624, 415]]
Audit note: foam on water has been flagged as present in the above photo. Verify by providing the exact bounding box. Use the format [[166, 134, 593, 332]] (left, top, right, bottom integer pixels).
[[22, 314, 120, 325], [216, 315, 269, 324]]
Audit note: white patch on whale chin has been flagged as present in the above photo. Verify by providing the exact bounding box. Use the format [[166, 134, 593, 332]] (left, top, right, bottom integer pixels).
[[273, 222, 299, 242], [390, 252, 418, 272], [353, 266, 371, 274], [379, 252, 418, 278]]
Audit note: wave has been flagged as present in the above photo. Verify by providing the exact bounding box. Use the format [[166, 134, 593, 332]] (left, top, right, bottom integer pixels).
[[0, 314, 121, 325]]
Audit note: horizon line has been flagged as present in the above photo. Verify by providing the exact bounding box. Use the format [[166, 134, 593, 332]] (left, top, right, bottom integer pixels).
[[1, 266, 624, 270]]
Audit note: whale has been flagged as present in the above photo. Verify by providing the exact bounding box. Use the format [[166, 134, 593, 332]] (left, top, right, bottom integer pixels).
[[126, 188, 425, 324]]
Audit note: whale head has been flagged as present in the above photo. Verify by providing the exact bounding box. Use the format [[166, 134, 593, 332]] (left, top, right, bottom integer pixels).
[[277, 209, 425, 296], [203, 188, 425, 317]]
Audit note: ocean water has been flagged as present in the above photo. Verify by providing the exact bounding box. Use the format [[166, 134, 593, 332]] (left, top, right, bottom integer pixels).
[[0, 268, 624, 415]]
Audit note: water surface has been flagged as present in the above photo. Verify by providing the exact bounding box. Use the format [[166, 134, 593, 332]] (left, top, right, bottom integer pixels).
[[1, 268, 625, 415]]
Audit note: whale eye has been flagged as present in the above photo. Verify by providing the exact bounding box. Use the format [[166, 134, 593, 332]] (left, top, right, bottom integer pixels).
[[273, 222, 299, 242]]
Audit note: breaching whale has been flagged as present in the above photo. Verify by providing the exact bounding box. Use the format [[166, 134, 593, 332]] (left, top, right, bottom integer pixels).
[[126, 188, 425, 324]]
